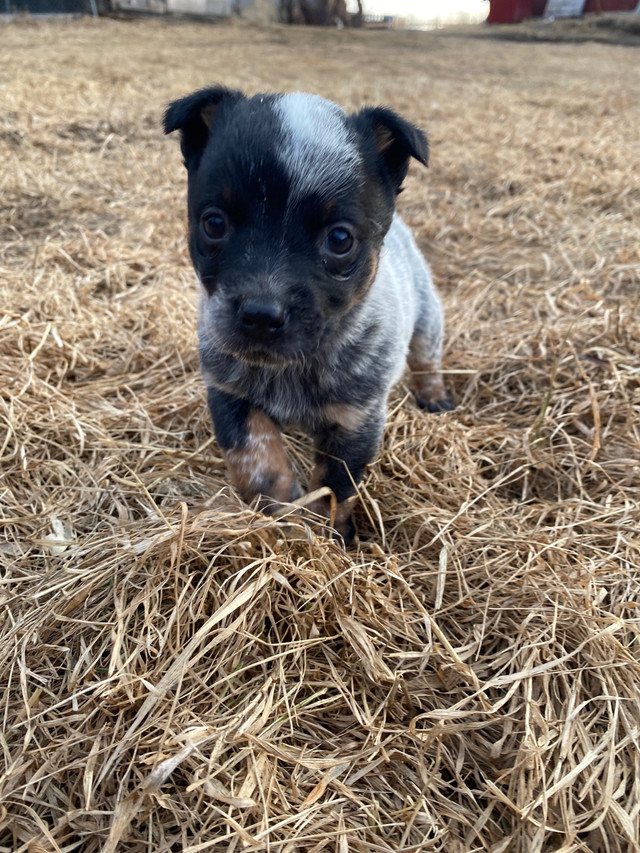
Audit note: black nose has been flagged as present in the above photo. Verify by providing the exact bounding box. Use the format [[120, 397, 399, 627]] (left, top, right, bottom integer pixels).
[[239, 300, 287, 340]]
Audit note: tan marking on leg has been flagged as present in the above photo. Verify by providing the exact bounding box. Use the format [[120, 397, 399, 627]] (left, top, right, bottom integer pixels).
[[308, 461, 327, 496], [201, 370, 234, 394], [224, 410, 301, 507], [408, 334, 447, 408], [409, 358, 447, 406], [321, 403, 370, 431]]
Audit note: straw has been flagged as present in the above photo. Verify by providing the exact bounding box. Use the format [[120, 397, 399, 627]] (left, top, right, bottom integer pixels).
[[1, 15, 639, 852]]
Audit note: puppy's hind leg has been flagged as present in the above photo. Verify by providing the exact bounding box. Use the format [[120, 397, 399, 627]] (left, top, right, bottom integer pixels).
[[407, 281, 454, 413]]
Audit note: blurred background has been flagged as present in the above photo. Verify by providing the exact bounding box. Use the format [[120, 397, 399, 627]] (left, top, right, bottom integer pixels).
[[4, 0, 639, 29]]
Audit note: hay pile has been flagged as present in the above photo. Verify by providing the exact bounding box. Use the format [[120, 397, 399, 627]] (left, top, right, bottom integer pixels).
[[1, 17, 639, 852]]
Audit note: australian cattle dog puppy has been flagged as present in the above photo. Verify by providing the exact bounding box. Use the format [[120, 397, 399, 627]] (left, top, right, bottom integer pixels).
[[164, 86, 452, 544]]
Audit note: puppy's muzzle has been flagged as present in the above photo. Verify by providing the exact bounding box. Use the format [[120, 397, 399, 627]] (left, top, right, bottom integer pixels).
[[238, 299, 288, 343]]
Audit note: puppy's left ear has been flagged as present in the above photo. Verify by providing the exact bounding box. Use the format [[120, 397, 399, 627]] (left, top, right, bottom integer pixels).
[[163, 85, 245, 170], [353, 106, 428, 195]]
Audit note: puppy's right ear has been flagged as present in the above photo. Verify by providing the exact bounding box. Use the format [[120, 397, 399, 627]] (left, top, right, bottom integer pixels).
[[163, 86, 245, 170]]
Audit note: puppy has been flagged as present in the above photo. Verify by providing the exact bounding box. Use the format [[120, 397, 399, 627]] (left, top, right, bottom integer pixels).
[[164, 86, 452, 544]]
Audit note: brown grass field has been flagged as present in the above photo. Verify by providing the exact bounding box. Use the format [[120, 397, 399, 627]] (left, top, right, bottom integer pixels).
[[1, 14, 639, 853]]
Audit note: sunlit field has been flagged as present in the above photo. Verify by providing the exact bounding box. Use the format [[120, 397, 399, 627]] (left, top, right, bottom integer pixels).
[[1, 16, 639, 852]]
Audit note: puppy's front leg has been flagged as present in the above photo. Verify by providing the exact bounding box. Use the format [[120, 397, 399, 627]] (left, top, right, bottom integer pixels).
[[207, 387, 302, 509], [306, 408, 385, 545]]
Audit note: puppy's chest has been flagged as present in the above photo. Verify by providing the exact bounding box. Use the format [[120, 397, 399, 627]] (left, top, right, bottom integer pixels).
[[246, 368, 325, 427], [204, 354, 375, 432]]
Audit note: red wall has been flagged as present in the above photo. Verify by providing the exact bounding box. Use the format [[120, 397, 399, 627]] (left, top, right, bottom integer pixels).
[[583, 0, 637, 10], [489, 0, 637, 23], [487, 0, 533, 23]]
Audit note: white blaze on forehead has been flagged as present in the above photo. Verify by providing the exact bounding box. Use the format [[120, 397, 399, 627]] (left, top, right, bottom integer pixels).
[[274, 93, 361, 200]]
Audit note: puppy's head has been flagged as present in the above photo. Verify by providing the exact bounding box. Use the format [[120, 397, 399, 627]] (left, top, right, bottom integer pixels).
[[164, 86, 428, 364]]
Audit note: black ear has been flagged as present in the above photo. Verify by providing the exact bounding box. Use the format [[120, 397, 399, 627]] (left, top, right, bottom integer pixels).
[[163, 85, 245, 170], [354, 106, 428, 195]]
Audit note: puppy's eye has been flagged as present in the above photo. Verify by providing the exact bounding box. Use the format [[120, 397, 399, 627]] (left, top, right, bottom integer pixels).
[[201, 210, 229, 243], [324, 226, 355, 257]]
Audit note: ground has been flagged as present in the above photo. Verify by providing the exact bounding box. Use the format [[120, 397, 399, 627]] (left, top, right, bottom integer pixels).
[[1, 15, 639, 853]]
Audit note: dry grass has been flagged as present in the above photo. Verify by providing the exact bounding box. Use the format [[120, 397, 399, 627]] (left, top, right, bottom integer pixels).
[[1, 16, 640, 853], [468, 12, 640, 46]]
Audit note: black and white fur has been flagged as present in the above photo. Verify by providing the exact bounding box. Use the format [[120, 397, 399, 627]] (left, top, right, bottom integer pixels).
[[164, 86, 452, 544]]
